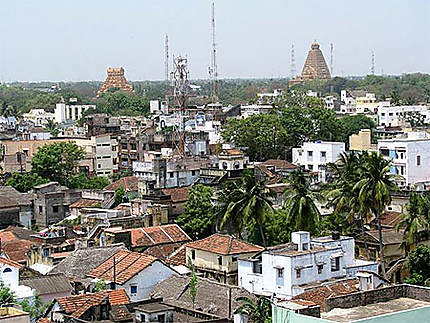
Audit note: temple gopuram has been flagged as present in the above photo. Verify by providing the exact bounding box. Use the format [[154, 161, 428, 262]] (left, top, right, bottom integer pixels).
[[289, 41, 331, 86], [97, 67, 135, 97]]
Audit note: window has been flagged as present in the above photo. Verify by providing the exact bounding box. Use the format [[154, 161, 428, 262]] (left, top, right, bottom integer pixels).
[[381, 113, 385, 116], [380, 149, 389, 156], [39, 206, 43, 213], [417, 155, 421, 166], [331, 257, 340, 272], [295, 268, 301, 278], [252, 261, 262, 274], [389, 112, 393, 116], [218, 256, 223, 266], [277, 268, 284, 278], [52, 206, 59, 213], [307, 151, 313, 161], [157, 314, 165, 323], [232, 255, 238, 262], [130, 285, 138, 295], [320, 151, 327, 162], [98, 164, 102, 169], [222, 162, 228, 170], [302, 243, 309, 251], [110, 282, 115, 290], [192, 170, 196, 176], [43, 248, 50, 258], [3, 268, 12, 273], [191, 250, 195, 260], [317, 264, 324, 274], [169, 172, 174, 178]]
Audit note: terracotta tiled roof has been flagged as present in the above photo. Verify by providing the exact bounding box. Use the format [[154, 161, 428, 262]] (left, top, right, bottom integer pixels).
[[379, 211, 403, 228], [221, 149, 243, 156], [291, 279, 359, 312], [104, 176, 138, 192], [161, 187, 190, 203], [0, 256, 23, 268], [37, 319, 51, 323], [165, 244, 187, 266], [87, 250, 157, 284], [57, 289, 129, 318], [262, 159, 297, 170], [118, 224, 191, 248], [69, 198, 100, 209], [186, 234, 263, 255]]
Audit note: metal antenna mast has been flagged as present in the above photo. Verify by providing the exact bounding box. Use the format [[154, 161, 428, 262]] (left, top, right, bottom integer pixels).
[[371, 51, 375, 75], [209, 2, 218, 102], [164, 35, 169, 81], [330, 42, 334, 76], [172, 56, 190, 156], [290, 43, 296, 78]]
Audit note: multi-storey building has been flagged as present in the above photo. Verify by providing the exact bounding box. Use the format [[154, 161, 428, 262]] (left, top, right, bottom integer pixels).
[[55, 101, 95, 124], [378, 132, 430, 187], [292, 141, 345, 182], [378, 105, 430, 127], [94, 134, 118, 176], [22, 109, 55, 127], [238, 231, 377, 299]]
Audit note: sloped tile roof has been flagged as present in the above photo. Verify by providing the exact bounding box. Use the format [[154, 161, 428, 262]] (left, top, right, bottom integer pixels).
[[0, 256, 23, 268], [262, 159, 297, 170], [2, 239, 35, 264], [104, 176, 138, 192], [161, 187, 190, 203], [87, 250, 157, 284], [50, 244, 127, 279], [165, 244, 187, 266], [69, 198, 100, 208], [291, 279, 359, 311], [57, 289, 129, 318], [20, 273, 72, 295], [186, 234, 263, 255], [127, 224, 190, 248], [0, 186, 31, 208]]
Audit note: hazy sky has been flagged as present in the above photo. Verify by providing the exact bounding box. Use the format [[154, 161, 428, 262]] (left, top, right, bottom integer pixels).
[[1, 0, 429, 81]]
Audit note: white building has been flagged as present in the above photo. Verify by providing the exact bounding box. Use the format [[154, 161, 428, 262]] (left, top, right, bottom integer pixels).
[[22, 109, 55, 127], [257, 89, 283, 104], [292, 141, 345, 182], [150, 100, 168, 115], [55, 102, 95, 124], [0, 257, 35, 301], [238, 231, 377, 299], [240, 104, 273, 119], [94, 134, 118, 176], [378, 105, 430, 127], [378, 132, 430, 187], [87, 250, 176, 301]]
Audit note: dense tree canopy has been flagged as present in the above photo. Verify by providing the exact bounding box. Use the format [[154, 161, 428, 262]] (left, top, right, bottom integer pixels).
[[5, 172, 49, 192], [176, 184, 215, 240], [31, 142, 85, 186]]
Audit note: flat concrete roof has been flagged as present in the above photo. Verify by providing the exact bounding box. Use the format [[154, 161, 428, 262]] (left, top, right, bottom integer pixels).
[[321, 297, 430, 322]]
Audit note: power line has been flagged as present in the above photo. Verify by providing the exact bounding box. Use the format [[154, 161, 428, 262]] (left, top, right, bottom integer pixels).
[[371, 51, 375, 75], [209, 2, 218, 102]]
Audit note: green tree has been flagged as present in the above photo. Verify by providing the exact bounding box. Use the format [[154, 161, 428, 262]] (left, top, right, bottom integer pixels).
[[31, 142, 85, 186], [177, 185, 215, 240], [94, 279, 107, 292], [283, 169, 322, 235], [113, 184, 126, 207], [220, 171, 273, 246], [404, 245, 430, 286], [395, 192, 429, 252], [19, 293, 51, 321], [68, 173, 110, 190], [187, 256, 198, 309], [45, 119, 60, 137], [5, 172, 49, 192], [0, 285, 15, 305], [235, 296, 272, 323], [354, 152, 398, 278], [339, 115, 376, 143]]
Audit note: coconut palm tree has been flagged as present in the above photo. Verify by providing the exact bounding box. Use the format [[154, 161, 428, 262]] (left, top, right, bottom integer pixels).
[[283, 168, 322, 235], [396, 192, 429, 253], [235, 296, 271, 323], [353, 152, 398, 278], [220, 170, 273, 246], [45, 119, 60, 137]]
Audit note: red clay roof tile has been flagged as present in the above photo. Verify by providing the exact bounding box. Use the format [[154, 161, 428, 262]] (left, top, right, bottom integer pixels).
[[186, 234, 263, 255]]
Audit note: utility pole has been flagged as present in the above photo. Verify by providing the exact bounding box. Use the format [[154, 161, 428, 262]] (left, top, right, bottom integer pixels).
[[371, 51, 375, 75], [112, 256, 116, 290], [164, 35, 169, 81]]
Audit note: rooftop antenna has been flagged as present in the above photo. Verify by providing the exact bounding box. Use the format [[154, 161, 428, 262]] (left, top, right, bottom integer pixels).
[[371, 51, 375, 75], [330, 42, 334, 76], [164, 35, 169, 81], [209, 2, 218, 103], [290, 43, 296, 78]]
